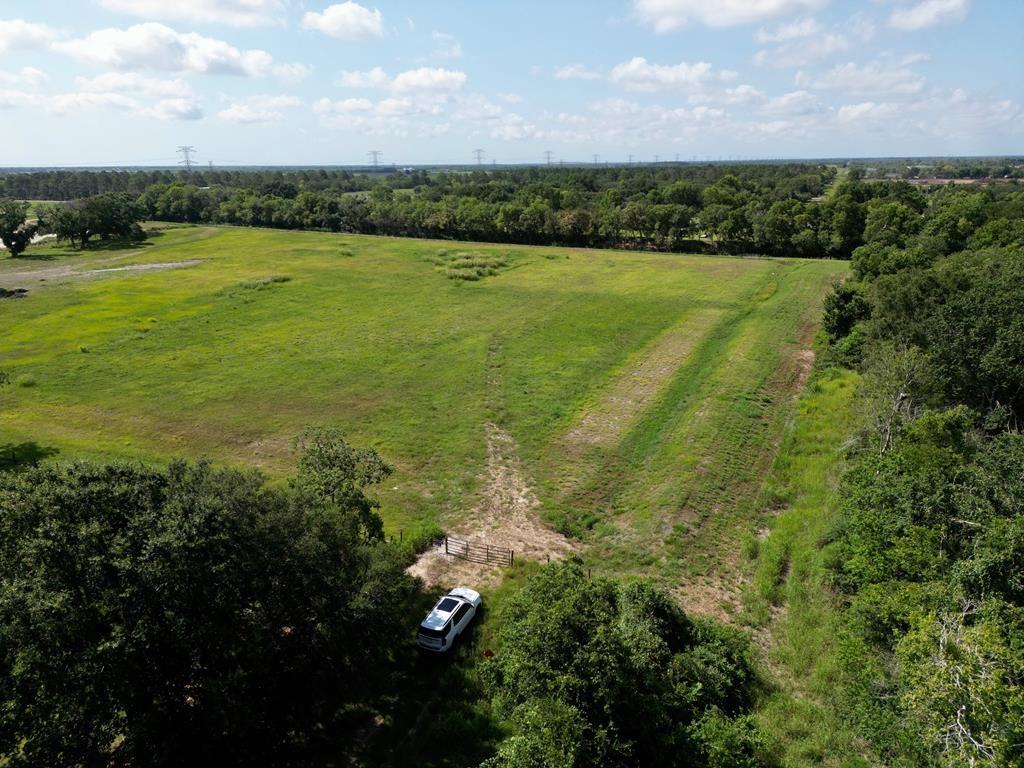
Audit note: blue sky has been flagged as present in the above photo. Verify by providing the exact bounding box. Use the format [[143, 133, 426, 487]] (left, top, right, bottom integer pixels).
[[1, 0, 1021, 166]]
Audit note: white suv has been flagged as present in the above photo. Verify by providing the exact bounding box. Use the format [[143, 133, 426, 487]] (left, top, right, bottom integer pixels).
[[416, 587, 482, 652]]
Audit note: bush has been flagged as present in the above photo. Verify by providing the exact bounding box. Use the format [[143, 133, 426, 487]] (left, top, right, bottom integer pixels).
[[481, 558, 764, 768], [822, 281, 871, 342]]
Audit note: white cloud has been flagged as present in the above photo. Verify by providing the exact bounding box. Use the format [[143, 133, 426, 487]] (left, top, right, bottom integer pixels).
[[497, 93, 523, 104], [0, 67, 48, 88], [314, 96, 372, 113], [431, 31, 462, 60], [753, 32, 847, 67], [754, 17, 820, 43], [75, 72, 193, 99], [0, 80, 202, 120], [758, 89, 824, 116], [314, 91, 448, 135], [273, 62, 312, 82], [837, 101, 897, 123], [143, 97, 203, 120], [807, 59, 926, 96], [609, 57, 714, 92], [97, 0, 289, 27], [391, 67, 466, 94], [53, 23, 301, 78], [334, 66, 467, 100], [0, 19, 58, 53], [554, 64, 602, 81], [720, 84, 765, 104], [302, 2, 383, 40], [336, 67, 390, 88], [634, 0, 827, 31], [218, 94, 302, 123], [887, 0, 968, 30]]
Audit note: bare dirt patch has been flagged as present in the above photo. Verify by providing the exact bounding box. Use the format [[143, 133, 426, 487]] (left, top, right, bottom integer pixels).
[[0, 259, 205, 287], [673, 578, 744, 623], [409, 423, 578, 588]]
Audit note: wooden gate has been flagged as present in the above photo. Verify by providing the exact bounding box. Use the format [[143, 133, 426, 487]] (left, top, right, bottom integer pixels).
[[439, 535, 514, 567]]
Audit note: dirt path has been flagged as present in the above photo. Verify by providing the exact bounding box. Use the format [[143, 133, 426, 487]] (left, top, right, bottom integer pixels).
[[0, 258, 205, 287], [408, 423, 577, 588]]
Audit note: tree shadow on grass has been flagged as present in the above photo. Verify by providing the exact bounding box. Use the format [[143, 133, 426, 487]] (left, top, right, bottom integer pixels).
[[78, 236, 155, 253], [356, 595, 505, 768], [0, 441, 60, 470]]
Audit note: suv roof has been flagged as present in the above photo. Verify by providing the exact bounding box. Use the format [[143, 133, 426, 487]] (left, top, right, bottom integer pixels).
[[420, 594, 468, 631]]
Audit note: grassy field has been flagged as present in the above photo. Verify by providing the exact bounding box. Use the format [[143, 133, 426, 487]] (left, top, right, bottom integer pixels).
[[0, 225, 845, 593]]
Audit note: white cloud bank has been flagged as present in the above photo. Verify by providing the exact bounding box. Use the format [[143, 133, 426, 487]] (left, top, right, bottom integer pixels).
[[0, 19, 58, 53], [302, 2, 383, 40], [218, 94, 302, 123], [97, 0, 289, 27], [634, 0, 828, 31], [888, 0, 969, 30], [52, 22, 304, 79]]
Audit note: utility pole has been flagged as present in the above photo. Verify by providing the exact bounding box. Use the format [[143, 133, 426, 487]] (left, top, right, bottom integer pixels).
[[368, 150, 383, 168], [473, 148, 485, 165], [177, 145, 196, 173], [544, 150, 553, 166]]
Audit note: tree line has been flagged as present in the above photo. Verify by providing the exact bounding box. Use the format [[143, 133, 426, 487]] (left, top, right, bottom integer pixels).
[[820, 184, 1024, 766], [4, 163, 1020, 260]]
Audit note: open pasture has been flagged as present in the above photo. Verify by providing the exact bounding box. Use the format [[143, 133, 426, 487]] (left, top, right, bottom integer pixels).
[[0, 225, 845, 596]]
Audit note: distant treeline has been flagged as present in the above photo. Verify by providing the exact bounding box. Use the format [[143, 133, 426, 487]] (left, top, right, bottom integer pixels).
[[6, 161, 1023, 258]]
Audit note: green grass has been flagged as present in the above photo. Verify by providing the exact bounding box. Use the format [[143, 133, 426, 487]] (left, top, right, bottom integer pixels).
[[742, 365, 871, 767], [0, 224, 844, 555]]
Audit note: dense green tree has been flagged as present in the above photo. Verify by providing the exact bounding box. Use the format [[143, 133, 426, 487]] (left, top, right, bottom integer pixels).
[[863, 200, 922, 248], [0, 451, 415, 767], [40, 193, 145, 249], [0, 198, 37, 257]]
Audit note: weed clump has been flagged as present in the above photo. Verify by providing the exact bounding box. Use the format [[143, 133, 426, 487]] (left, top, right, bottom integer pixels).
[[430, 250, 510, 282], [239, 275, 291, 290], [16, 374, 36, 388]]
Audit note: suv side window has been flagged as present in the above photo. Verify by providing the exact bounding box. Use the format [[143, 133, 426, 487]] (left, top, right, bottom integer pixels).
[[453, 603, 471, 624]]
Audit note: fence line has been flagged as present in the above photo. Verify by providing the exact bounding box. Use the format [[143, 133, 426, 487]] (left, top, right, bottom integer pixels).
[[435, 535, 514, 567]]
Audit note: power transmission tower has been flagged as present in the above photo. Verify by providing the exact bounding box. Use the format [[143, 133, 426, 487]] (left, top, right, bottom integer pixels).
[[368, 150, 383, 167], [473, 148, 485, 165], [653, 154, 659, 164], [544, 150, 554, 166], [208, 160, 214, 171], [675, 153, 680, 163], [628, 154, 634, 165], [177, 145, 196, 173], [592, 154, 600, 164]]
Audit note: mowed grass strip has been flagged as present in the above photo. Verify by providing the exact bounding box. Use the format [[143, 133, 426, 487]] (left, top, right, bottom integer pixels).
[[0, 226, 840, 544], [745, 366, 867, 767], [543, 259, 846, 610]]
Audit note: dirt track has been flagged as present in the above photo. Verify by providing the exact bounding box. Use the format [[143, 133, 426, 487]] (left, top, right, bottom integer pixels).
[[408, 423, 577, 588]]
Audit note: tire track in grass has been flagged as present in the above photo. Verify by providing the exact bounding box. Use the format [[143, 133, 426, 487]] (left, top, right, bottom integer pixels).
[[552, 304, 727, 492]]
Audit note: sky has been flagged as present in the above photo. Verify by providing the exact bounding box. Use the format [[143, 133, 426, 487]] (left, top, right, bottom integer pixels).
[[0, 0, 1021, 166]]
